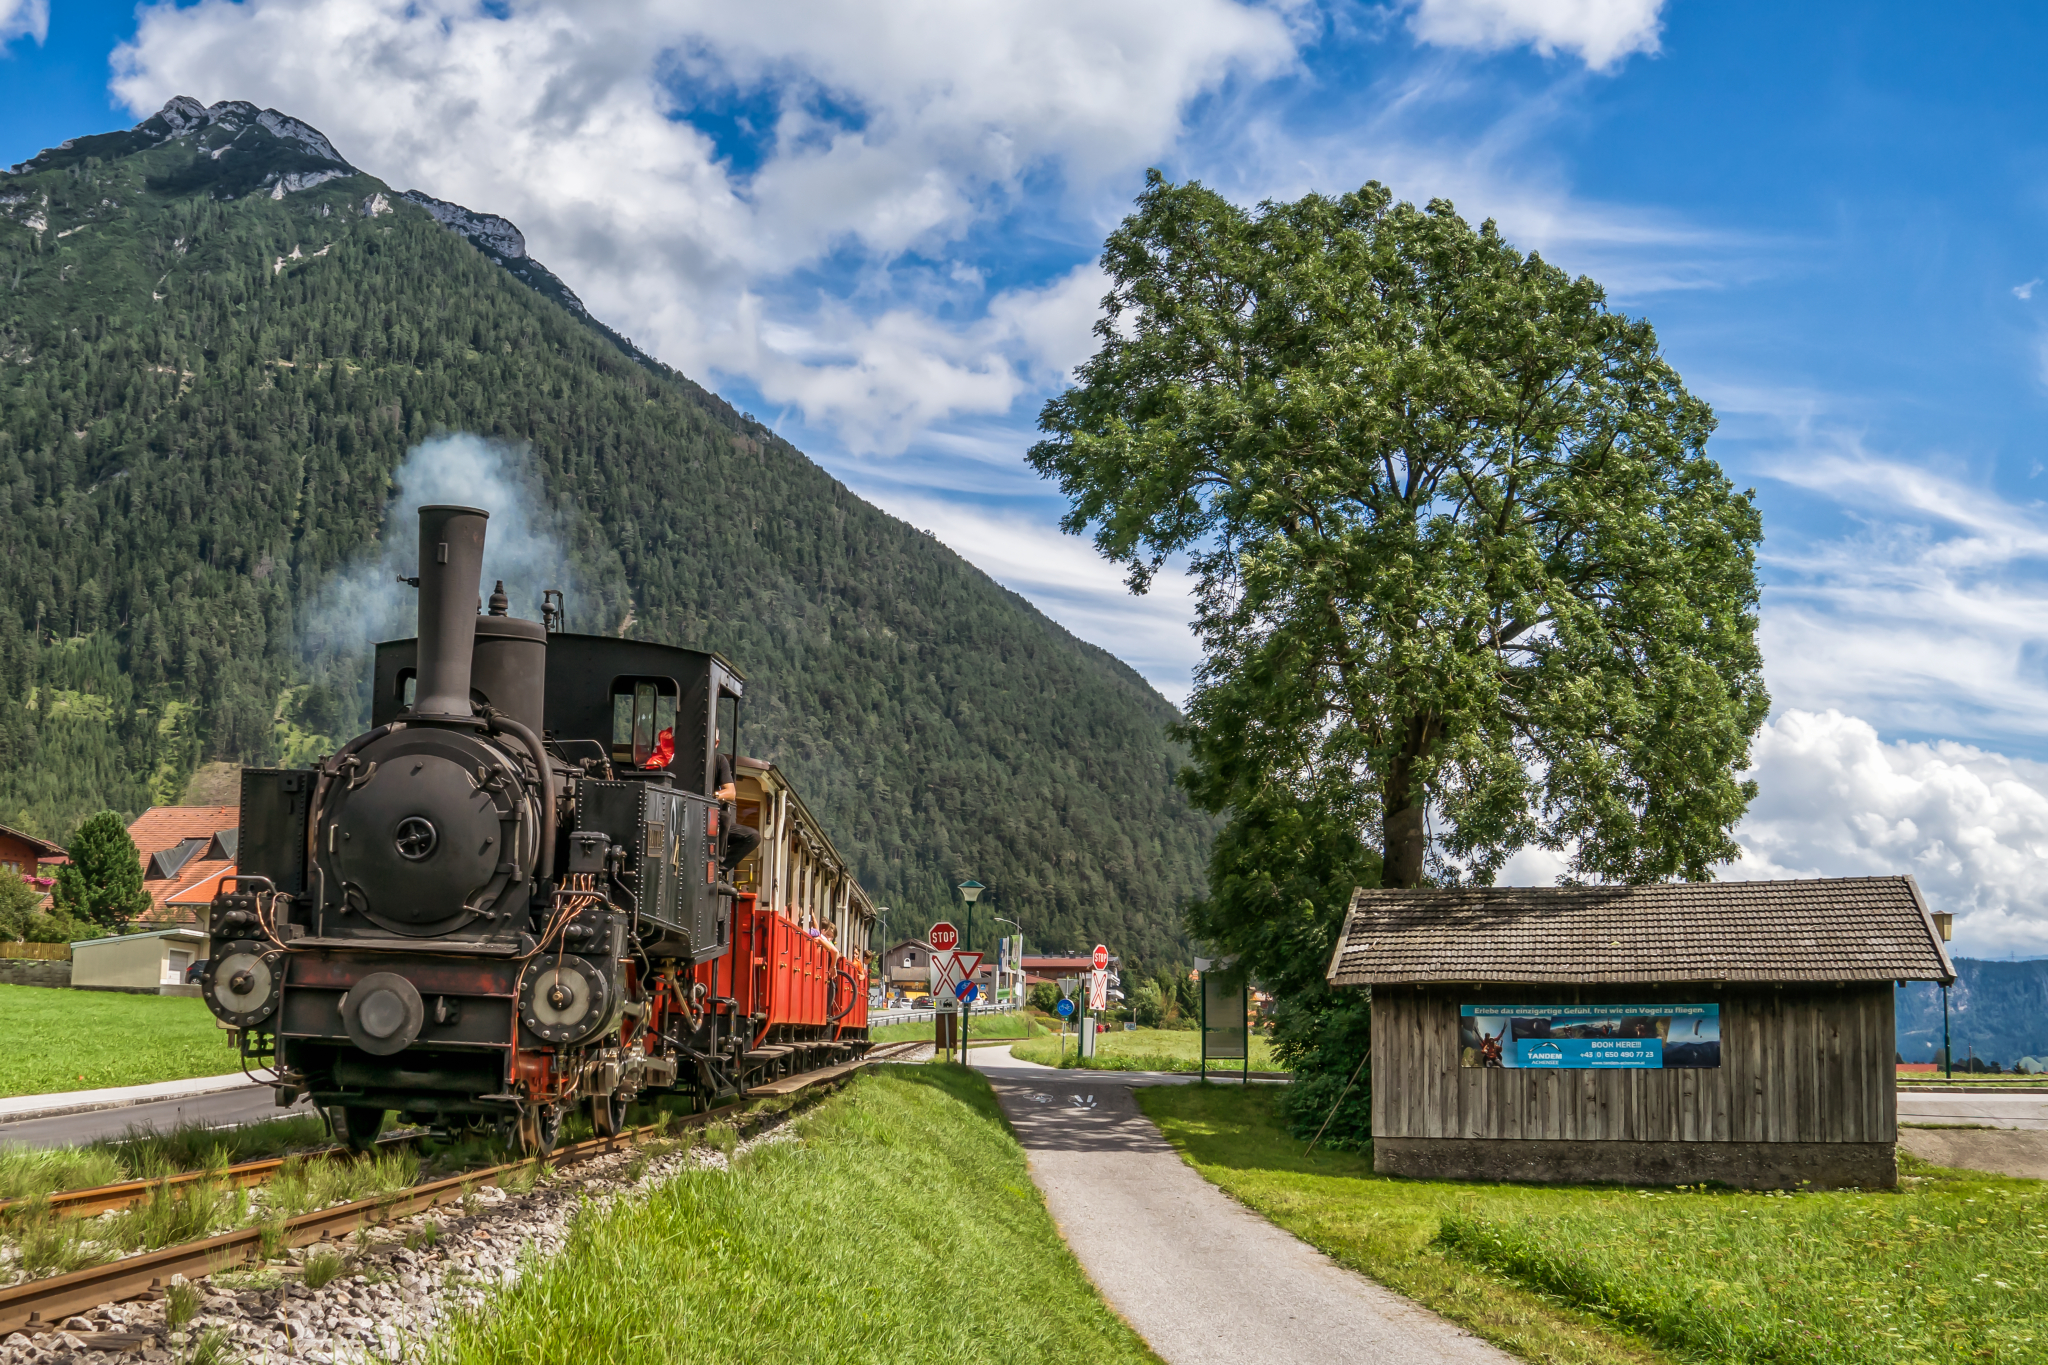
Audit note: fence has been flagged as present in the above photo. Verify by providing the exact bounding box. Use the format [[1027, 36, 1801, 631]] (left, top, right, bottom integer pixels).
[[0, 941, 71, 961]]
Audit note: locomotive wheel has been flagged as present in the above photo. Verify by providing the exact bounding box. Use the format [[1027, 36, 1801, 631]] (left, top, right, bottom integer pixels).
[[514, 1104, 563, 1157], [590, 1091, 627, 1138], [337, 1105, 386, 1153]]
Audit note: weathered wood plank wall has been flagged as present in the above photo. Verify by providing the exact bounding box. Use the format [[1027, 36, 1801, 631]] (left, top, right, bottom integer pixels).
[[1370, 983, 1895, 1144]]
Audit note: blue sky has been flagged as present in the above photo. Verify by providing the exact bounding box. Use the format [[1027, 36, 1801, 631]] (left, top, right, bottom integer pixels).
[[10, 0, 2048, 951]]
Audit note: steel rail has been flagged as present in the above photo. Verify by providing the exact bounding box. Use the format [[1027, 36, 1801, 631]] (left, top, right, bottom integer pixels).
[[0, 1041, 920, 1336], [0, 1134, 416, 1222]]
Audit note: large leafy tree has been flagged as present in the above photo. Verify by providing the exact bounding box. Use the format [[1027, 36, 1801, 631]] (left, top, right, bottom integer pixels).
[[1032, 176, 1768, 1143], [1032, 174, 1768, 893], [53, 811, 151, 933]]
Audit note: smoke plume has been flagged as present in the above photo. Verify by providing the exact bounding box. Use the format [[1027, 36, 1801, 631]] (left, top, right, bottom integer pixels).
[[298, 434, 574, 727]]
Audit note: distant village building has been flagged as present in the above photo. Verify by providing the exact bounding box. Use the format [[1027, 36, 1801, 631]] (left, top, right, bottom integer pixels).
[[127, 805, 238, 926], [71, 925, 208, 995], [0, 822, 63, 894], [1020, 953, 1119, 987], [1326, 877, 1955, 1190], [57, 805, 242, 995], [882, 939, 936, 993]]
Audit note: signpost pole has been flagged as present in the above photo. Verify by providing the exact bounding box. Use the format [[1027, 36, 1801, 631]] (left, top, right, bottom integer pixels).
[[1199, 962, 1206, 1081], [957, 882, 984, 1067]]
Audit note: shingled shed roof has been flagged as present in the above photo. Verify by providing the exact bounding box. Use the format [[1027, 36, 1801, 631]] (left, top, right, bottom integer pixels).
[[1325, 876, 1955, 987]]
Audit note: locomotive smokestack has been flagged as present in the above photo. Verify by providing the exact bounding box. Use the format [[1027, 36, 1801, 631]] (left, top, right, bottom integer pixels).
[[411, 505, 490, 719]]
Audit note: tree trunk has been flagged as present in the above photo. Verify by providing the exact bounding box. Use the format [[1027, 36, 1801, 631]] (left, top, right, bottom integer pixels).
[[1381, 712, 1439, 887], [1382, 802, 1427, 887]]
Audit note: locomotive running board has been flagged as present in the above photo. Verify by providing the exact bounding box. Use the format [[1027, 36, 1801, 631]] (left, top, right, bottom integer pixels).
[[289, 937, 527, 956], [745, 1048, 884, 1097]]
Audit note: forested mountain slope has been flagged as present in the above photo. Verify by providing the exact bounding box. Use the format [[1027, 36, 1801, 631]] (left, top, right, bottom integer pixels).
[[1898, 959, 2048, 1069], [0, 98, 1210, 965]]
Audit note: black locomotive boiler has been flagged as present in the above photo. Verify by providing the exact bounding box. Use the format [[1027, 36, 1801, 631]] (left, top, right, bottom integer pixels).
[[202, 504, 874, 1153]]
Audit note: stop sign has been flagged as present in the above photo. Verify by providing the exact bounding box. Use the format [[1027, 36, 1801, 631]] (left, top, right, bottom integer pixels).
[[930, 922, 960, 952], [1092, 943, 1109, 970]]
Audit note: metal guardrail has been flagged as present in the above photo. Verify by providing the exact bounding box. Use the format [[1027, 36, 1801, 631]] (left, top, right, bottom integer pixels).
[[869, 1003, 1019, 1026]]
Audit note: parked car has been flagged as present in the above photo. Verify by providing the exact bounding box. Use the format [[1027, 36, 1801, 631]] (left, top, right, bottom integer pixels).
[[185, 959, 209, 984]]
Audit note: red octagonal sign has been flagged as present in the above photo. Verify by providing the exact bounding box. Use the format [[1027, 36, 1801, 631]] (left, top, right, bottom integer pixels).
[[929, 922, 960, 952], [1093, 943, 1109, 970]]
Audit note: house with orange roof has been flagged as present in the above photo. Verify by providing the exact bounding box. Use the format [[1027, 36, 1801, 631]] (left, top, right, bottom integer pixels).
[[0, 822, 63, 895], [127, 805, 238, 926]]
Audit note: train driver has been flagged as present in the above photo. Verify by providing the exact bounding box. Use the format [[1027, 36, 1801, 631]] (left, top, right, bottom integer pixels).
[[712, 729, 763, 875], [645, 726, 762, 880]]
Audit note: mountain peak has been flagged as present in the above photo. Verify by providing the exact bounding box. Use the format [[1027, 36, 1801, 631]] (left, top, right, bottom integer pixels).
[[142, 97, 350, 167], [7, 96, 354, 199]]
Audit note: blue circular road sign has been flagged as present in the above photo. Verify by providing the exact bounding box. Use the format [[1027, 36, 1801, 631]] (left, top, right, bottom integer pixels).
[[1055, 997, 1074, 1018]]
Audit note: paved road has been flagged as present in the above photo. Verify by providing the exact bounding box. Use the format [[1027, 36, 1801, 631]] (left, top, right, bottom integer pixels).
[[971, 1045, 1512, 1365], [1899, 1091, 2048, 1131], [0, 1084, 316, 1149]]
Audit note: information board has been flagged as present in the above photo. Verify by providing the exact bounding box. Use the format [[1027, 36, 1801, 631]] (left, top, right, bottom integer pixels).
[[1201, 965, 1248, 1061], [1459, 1004, 1720, 1069]]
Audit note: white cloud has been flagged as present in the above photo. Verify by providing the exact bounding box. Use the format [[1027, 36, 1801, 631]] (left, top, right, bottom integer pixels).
[[1404, 0, 1663, 71], [1498, 709, 2048, 956], [0, 0, 46, 46], [1758, 448, 2048, 746], [1727, 709, 2048, 957], [110, 0, 1290, 451], [2015, 277, 2041, 301]]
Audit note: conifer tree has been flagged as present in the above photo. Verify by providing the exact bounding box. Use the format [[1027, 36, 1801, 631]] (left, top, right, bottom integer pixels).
[[53, 811, 150, 933]]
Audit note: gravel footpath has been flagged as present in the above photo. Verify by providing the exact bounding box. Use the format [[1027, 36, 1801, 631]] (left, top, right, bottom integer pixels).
[[974, 1045, 1515, 1365], [0, 1117, 807, 1365]]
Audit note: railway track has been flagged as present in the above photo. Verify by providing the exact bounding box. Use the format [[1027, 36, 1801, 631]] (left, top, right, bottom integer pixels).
[[0, 1134, 416, 1224], [0, 1041, 924, 1337]]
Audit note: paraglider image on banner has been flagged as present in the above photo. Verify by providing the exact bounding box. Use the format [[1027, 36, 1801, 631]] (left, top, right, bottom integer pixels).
[[1459, 1004, 1720, 1069]]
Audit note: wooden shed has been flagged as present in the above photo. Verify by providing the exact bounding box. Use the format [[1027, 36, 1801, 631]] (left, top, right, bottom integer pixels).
[[1325, 876, 1956, 1189]]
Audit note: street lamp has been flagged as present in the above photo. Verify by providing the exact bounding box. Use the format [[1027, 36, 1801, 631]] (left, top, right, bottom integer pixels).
[[1933, 911, 1954, 1080], [957, 881, 984, 1064], [873, 907, 890, 1008]]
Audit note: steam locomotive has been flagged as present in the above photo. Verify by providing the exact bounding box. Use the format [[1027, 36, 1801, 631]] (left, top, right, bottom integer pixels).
[[201, 505, 874, 1154]]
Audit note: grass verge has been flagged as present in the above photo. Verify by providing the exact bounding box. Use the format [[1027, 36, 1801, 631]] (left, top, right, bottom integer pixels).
[[437, 1064, 1158, 1365], [868, 1012, 1047, 1045], [0, 1113, 333, 1202], [1, 1144, 421, 1275], [1137, 1084, 2048, 1365], [0, 984, 240, 1096], [1011, 1025, 1278, 1073]]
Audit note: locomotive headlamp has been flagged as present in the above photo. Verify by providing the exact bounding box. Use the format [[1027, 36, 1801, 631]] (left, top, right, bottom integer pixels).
[[519, 957, 615, 1045], [203, 940, 285, 1029]]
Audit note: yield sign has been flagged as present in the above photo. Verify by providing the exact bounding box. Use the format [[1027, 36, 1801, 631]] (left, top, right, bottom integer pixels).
[[950, 951, 984, 993], [930, 950, 983, 999]]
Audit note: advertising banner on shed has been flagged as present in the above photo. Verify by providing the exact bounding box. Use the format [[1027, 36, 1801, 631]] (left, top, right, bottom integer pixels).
[[1459, 1004, 1720, 1069]]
